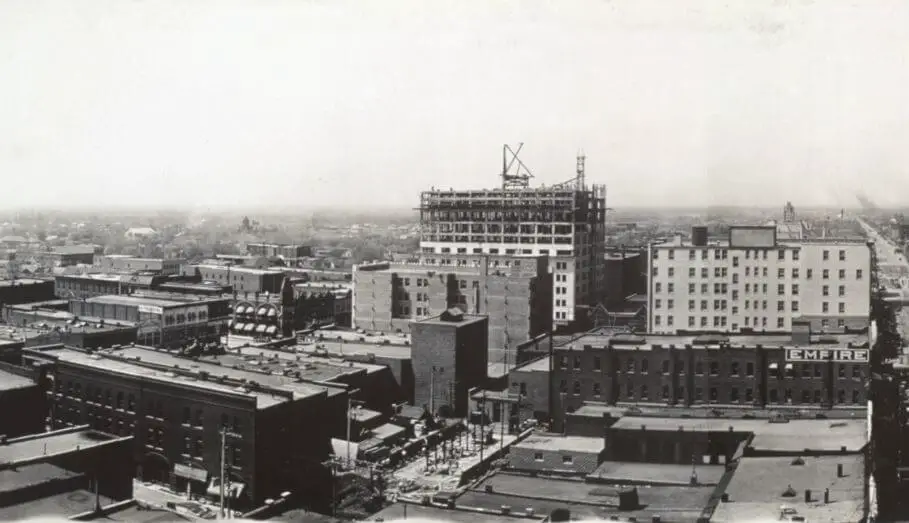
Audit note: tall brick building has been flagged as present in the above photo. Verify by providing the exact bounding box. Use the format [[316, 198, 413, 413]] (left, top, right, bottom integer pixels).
[[410, 310, 488, 417], [353, 254, 552, 360]]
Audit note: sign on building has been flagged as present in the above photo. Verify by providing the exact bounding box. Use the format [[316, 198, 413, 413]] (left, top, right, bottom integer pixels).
[[785, 348, 870, 363], [138, 305, 163, 315]]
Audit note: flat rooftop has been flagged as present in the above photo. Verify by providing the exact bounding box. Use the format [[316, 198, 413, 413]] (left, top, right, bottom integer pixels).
[[206, 346, 386, 383], [0, 368, 36, 392], [712, 454, 866, 522], [0, 278, 48, 287], [0, 427, 122, 466], [297, 340, 412, 361], [558, 330, 870, 351], [514, 434, 604, 453], [369, 502, 530, 523], [192, 264, 283, 275], [0, 489, 115, 520], [465, 474, 714, 522], [512, 356, 550, 373], [85, 294, 185, 308], [51, 347, 327, 409], [589, 461, 727, 486], [611, 416, 868, 453]]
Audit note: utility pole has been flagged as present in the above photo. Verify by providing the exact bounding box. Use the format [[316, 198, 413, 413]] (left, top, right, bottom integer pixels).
[[220, 428, 227, 518], [501, 342, 508, 453], [430, 367, 435, 417], [347, 389, 361, 469]]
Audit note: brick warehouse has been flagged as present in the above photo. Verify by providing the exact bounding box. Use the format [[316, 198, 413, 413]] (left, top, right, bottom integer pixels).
[[23, 344, 345, 512], [550, 327, 871, 431], [353, 254, 552, 362]]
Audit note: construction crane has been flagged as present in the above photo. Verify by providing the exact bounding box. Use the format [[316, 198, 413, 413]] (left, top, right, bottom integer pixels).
[[501, 143, 534, 190]]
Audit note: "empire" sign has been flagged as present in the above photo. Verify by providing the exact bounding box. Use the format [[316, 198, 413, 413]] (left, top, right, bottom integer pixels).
[[785, 348, 869, 363]]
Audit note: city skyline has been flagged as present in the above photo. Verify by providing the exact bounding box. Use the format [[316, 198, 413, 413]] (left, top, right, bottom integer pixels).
[[2, 0, 909, 210]]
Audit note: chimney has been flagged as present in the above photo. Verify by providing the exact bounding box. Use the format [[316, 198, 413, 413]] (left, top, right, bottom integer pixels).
[[791, 320, 811, 345], [837, 463, 844, 477], [824, 488, 830, 504], [804, 489, 812, 503], [691, 226, 708, 247]]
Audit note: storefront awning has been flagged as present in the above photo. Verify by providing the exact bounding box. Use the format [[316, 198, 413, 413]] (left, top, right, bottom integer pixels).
[[255, 324, 267, 333], [227, 319, 234, 329], [206, 477, 246, 498], [769, 362, 779, 370], [243, 323, 255, 333], [256, 306, 268, 316], [174, 463, 208, 482], [266, 308, 277, 317], [235, 305, 247, 314], [265, 325, 277, 335]]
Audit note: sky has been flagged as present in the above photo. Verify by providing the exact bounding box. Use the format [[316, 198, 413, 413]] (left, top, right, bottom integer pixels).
[[2, 0, 909, 211]]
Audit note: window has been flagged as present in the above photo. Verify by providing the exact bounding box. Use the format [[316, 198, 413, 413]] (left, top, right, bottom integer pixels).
[[562, 455, 574, 464], [730, 388, 739, 402], [626, 359, 636, 373], [856, 269, 863, 280], [745, 388, 753, 402], [667, 299, 674, 310], [778, 284, 785, 295], [792, 268, 799, 278], [792, 301, 799, 312], [641, 359, 649, 374], [195, 409, 204, 427], [777, 317, 785, 328], [823, 285, 829, 296], [823, 302, 829, 313], [689, 283, 696, 293], [823, 250, 829, 261], [746, 362, 754, 377], [731, 361, 740, 376], [777, 300, 785, 312], [641, 385, 649, 400], [534, 452, 544, 461], [709, 361, 719, 376], [839, 303, 846, 314], [688, 317, 695, 327], [852, 390, 860, 403], [183, 407, 191, 424], [668, 268, 675, 277], [688, 300, 695, 311], [593, 357, 601, 371], [593, 383, 602, 397], [662, 385, 669, 400], [572, 382, 581, 395], [778, 268, 785, 279], [689, 268, 696, 278], [573, 356, 581, 370], [689, 250, 696, 260], [839, 285, 845, 297], [792, 284, 799, 296], [701, 268, 708, 278], [823, 269, 829, 280], [778, 249, 786, 260], [839, 250, 846, 261], [806, 269, 813, 279], [626, 383, 635, 400], [838, 269, 846, 280], [662, 360, 670, 374]]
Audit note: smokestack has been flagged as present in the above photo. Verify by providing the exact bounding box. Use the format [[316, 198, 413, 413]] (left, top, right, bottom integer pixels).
[[805, 489, 812, 503], [837, 463, 844, 477], [824, 488, 830, 504]]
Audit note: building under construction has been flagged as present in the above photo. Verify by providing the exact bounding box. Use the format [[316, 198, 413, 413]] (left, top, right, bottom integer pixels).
[[418, 144, 608, 328]]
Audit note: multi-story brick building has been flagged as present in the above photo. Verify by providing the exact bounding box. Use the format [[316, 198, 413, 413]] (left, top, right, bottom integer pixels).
[[292, 282, 352, 328], [25, 344, 346, 511], [353, 254, 552, 360], [417, 151, 607, 329], [551, 327, 871, 430], [69, 294, 229, 348], [185, 264, 285, 295], [410, 310, 488, 417], [647, 225, 873, 334]]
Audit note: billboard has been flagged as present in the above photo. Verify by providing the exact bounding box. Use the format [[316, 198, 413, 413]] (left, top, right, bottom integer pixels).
[[138, 304, 163, 315], [729, 226, 776, 248], [785, 348, 869, 363]]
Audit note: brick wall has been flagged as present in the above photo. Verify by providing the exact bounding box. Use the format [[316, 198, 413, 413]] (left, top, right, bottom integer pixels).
[[508, 445, 604, 475]]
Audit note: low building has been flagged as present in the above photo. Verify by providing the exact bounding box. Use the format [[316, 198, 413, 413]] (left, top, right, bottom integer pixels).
[[54, 272, 168, 299], [42, 245, 100, 267], [0, 426, 134, 520], [156, 280, 232, 297], [96, 256, 183, 276], [70, 294, 229, 348], [247, 243, 312, 260], [508, 434, 605, 475], [0, 367, 45, 437], [0, 278, 55, 306], [604, 248, 646, 307], [25, 344, 344, 512]]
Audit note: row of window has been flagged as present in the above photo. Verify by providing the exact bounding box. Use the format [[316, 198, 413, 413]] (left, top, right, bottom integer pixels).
[[654, 268, 863, 287], [655, 247, 852, 263], [558, 355, 864, 379], [561, 380, 863, 404], [655, 298, 848, 313]]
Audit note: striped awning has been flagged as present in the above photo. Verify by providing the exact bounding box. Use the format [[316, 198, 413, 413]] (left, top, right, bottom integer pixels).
[[265, 325, 278, 335], [232, 322, 246, 332], [255, 324, 267, 333], [243, 323, 255, 333]]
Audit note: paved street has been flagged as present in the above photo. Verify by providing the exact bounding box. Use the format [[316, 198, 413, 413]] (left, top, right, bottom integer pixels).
[[857, 217, 909, 346]]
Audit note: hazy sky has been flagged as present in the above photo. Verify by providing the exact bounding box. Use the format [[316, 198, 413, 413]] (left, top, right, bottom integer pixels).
[[2, 0, 909, 211]]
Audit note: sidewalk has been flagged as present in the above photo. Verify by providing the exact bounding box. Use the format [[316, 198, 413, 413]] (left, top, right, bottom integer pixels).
[[133, 480, 238, 520]]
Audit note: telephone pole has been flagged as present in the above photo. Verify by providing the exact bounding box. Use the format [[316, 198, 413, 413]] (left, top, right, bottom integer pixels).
[[219, 428, 227, 518]]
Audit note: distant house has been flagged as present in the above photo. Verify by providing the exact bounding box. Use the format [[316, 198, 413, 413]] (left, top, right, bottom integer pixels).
[[0, 235, 29, 249], [124, 227, 157, 240]]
